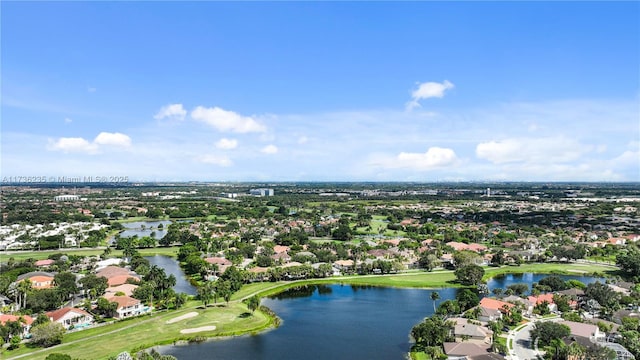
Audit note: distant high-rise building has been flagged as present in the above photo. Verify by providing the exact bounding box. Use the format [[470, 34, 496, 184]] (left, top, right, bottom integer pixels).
[[487, 188, 491, 197]]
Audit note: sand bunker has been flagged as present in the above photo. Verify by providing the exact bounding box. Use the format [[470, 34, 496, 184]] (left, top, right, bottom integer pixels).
[[166, 312, 198, 324], [180, 326, 217, 334]]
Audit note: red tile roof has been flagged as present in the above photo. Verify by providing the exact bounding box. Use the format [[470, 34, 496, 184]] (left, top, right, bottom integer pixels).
[[35, 259, 55, 267], [479, 297, 514, 311], [46, 307, 91, 322], [528, 293, 555, 305], [0, 314, 33, 325], [107, 274, 138, 286]]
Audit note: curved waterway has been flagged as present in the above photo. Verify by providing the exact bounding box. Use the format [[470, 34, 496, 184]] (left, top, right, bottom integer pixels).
[[159, 273, 602, 360], [144, 255, 197, 295]]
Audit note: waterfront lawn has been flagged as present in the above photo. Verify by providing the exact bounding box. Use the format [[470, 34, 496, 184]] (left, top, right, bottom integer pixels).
[[234, 271, 461, 300], [482, 263, 616, 279], [3, 303, 271, 360], [236, 262, 616, 300]]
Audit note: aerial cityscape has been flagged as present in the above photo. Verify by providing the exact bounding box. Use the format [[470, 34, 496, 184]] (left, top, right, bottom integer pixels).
[[1, 2, 639, 360]]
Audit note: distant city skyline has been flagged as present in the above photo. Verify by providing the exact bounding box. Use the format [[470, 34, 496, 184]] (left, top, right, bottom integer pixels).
[[2, 2, 639, 182]]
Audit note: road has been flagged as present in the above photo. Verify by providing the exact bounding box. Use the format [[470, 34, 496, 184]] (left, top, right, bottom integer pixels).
[[511, 322, 538, 360]]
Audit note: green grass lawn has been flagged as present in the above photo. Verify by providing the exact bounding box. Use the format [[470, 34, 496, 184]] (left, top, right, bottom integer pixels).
[[1, 262, 617, 359], [3, 303, 271, 360], [482, 263, 616, 280], [1, 246, 181, 262], [409, 351, 429, 360]]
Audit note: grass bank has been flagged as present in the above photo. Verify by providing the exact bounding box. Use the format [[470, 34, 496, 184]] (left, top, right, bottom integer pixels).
[[2, 262, 616, 359], [237, 262, 616, 301], [482, 262, 616, 280]]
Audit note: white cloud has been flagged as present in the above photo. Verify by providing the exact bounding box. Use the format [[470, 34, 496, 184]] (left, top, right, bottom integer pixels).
[[371, 147, 459, 170], [198, 154, 233, 167], [261, 144, 278, 154], [154, 103, 187, 121], [191, 106, 266, 133], [94, 132, 132, 147], [297, 136, 308, 144], [48, 137, 98, 154], [48, 132, 132, 154], [611, 149, 640, 167], [64, 117, 73, 124], [406, 80, 454, 110], [476, 137, 591, 164], [215, 138, 238, 150], [396, 147, 458, 169]]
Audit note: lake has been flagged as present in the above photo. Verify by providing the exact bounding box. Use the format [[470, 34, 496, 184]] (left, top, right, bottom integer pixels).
[[159, 273, 603, 360], [119, 220, 172, 239], [486, 272, 604, 292], [145, 255, 197, 295]]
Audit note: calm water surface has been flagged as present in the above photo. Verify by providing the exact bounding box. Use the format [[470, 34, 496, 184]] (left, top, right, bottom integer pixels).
[[160, 273, 604, 360], [161, 284, 451, 360], [119, 220, 171, 239], [144, 255, 197, 295]]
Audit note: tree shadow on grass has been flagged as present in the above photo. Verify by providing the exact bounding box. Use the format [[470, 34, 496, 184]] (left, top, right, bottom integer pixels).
[[238, 312, 251, 318]]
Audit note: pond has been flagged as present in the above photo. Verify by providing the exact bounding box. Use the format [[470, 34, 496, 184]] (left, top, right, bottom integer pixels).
[[486, 273, 604, 292], [109, 220, 172, 245], [119, 220, 172, 239], [145, 255, 197, 295], [159, 273, 606, 360]]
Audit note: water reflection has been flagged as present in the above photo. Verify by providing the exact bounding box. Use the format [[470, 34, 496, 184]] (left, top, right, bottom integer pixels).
[[160, 274, 603, 360], [269, 284, 333, 300], [144, 255, 197, 295]]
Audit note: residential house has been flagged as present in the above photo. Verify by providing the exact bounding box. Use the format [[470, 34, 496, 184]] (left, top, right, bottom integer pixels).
[[559, 320, 605, 344], [247, 267, 270, 282], [34, 259, 56, 268], [556, 288, 585, 298], [105, 295, 147, 319], [502, 295, 534, 316], [204, 257, 233, 274], [0, 314, 33, 338], [95, 258, 125, 270], [271, 252, 292, 264], [333, 260, 355, 271], [451, 318, 493, 344], [478, 298, 514, 322], [104, 283, 139, 297], [273, 245, 290, 254], [16, 271, 56, 289], [443, 342, 492, 360], [46, 307, 94, 330], [96, 266, 140, 287], [528, 293, 557, 313]]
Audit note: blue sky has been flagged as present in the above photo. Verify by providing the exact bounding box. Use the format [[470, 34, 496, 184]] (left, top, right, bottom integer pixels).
[[2, 2, 639, 182]]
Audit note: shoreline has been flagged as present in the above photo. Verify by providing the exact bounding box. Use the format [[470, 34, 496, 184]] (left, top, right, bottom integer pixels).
[[3, 263, 617, 359]]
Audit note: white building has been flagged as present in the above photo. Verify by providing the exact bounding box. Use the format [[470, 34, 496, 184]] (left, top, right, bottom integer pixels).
[[249, 188, 274, 197], [55, 195, 80, 201], [105, 296, 148, 319], [46, 307, 94, 330]]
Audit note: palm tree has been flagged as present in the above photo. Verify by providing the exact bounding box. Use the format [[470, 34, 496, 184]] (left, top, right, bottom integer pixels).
[[430, 291, 440, 313], [17, 279, 32, 310]]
